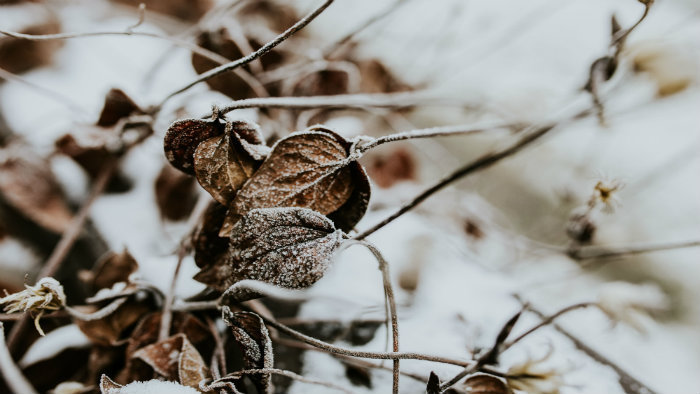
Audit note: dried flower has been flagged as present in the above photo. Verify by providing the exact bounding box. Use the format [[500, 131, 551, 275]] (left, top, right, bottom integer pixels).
[[596, 281, 668, 332], [588, 178, 624, 213], [0, 277, 66, 336], [506, 347, 566, 394]]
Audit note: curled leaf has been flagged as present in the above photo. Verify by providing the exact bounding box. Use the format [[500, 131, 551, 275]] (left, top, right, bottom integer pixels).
[[0, 143, 73, 233], [222, 128, 369, 235], [164, 118, 225, 175], [465, 374, 512, 394], [197, 207, 343, 290], [155, 164, 198, 221], [222, 308, 273, 394], [97, 88, 144, 127], [132, 333, 209, 388], [193, 121, 268, 205]]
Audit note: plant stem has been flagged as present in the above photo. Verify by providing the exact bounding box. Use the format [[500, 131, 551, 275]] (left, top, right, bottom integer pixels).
[[218, 91, 469, 114], [571, 239, 700, 261], [518, 298, 658, 394], [0, 323, 37, 394], [357, 121, 518, 154], [226, 368, 355, 394], [354, 120, 564, 240], [156, 0, 335, 109], [5, 157, 119, 354], [358, 241, 400, 394]]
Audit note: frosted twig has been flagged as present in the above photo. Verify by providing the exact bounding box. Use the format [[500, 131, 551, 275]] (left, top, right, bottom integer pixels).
[[518, 298, 658, 394], [502, 302, 596, 352], [354, 241, 400, 394], [159, 194, 211, 342], [64, 297, 128, 322], [0, 323, 37, 394], [156, 0, 335, 109], [5, 157, 119, 352], [570, 239, 700, 261], [356, 121, 519, 154], [226, 368, 355, 394], [323, 0, 414, 57], [0, 67, 87, 116], [218, 91, 470, 114]]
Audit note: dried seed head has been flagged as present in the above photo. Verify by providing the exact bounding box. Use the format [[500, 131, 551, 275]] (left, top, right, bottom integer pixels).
[[0, 277, 66, 335], [596, 281, 668, 332], [506, 348, 566, 394]]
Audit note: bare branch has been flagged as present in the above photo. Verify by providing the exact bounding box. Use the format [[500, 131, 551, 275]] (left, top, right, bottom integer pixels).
[[156, 0, 335, 109]]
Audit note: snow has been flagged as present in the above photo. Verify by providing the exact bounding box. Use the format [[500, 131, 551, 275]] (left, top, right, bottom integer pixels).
[[1, 0, 699, 392]]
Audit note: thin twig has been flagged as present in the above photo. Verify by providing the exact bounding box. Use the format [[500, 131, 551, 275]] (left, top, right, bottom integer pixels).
[[520, 300, 658, 394], [502, 302, 596, 352], [571, 239, 700, 261], [218, 91, 470, 114], [357, 241, 400, 394], [156, 0, 335, 109], [0, 67, 87, 116], [64, 297, 128, 321], [0, 322, 37, 394], [354, 120, 565, 240], [227, 368, 355, 394], [323, 0, 413, 57], [5, 157, 120, 353], [357, 121, 519, 154], [159, 194, 211, 342]]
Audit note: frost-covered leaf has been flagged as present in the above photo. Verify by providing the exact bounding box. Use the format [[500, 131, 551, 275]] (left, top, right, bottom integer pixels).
[[0, 143, 73, 233], [164, 118, 225, 175], [132, 333, 209, 388], [117, 312, 212, 383], [100, 374, 122, 393], [465, 375, 512, 394], [197, 207, 343, 290], [193, 121, 267, 206], [100, 374, 199, 394], [222, 128, 369, 235], [192, 201, 229, 274], [222, 308, 274, 394]]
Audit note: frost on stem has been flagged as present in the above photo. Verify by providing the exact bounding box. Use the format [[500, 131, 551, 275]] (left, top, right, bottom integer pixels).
[[0, 277, 66, 336]]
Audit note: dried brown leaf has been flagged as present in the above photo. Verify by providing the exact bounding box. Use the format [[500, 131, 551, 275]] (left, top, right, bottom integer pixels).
[[198, 207, 343, 290], [97, 88, 143, 127], [367, 147, 416, 189], [0, 143, 73, 233], [164, 118, 225, 175], [222, 308, 274, 394], [132, 333, 209, 388], [465, 374, 512, 394], [75, 299, 150, 346], [155, 163, 198, 221], [0, 6, 61, 73], [357, 59, 411, 94], [91, 248, 139, 293], [100, 374, 122, 393], [118, 312, 212, 384], [111, 0, 213, 22], [223, 128, 367, 236], [426, 371, 441, 394], [192, 201, 229, 269], [289, 69, 350, 97]]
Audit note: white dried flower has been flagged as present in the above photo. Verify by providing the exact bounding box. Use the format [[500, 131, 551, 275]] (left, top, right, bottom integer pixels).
[[596, 281, 668, 332], [0, 277, 66, 336], [506, 347, 566, 394]]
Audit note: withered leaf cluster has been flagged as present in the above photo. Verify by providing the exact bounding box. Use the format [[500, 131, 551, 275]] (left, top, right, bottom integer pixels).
[[165, 118, 370, 291]]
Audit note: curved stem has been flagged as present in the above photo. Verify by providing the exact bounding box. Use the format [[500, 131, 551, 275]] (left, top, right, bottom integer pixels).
[[0, 323, 37, 394], [357, 121, 518, 154], [156, 0, 335, 109], [226, 368, 354, 394]]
